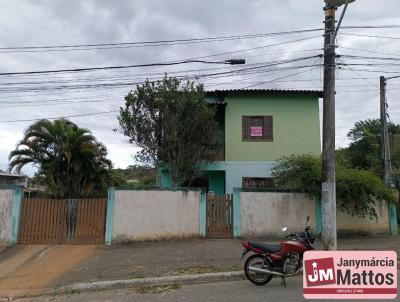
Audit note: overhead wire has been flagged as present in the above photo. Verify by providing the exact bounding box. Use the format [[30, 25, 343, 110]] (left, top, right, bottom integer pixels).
[[340, 33, 400, 40], [0, 24, 398, 53], [0, 28, 324, 53], [2, 24, 400, 121], [0, 36, 322, 77], [0, 110, 119, 123], [339, 47, 400, 58]]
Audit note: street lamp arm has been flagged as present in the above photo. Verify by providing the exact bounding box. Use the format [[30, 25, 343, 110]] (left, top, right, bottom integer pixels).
[[184, 59, 246, 65], [386, 75, 400, 80], [331, 0, 350, 44]]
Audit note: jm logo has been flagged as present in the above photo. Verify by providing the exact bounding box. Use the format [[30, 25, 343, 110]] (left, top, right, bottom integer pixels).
[[305, 257, 336, 286], [307, 262, 334, 283]]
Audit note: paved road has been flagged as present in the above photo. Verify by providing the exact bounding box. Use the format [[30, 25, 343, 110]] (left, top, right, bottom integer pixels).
[[19, 277, 399, 302]]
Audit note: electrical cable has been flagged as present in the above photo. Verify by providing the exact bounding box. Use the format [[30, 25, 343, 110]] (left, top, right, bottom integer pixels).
[[0, 29, 324, 53], [340, 33, 400, 40], [0, 24, 397, 53], [0, 110, 119, 123], [0, 36, 321, 77]]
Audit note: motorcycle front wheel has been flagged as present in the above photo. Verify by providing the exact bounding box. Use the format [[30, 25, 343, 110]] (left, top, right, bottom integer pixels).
[[244, 254, 273, 286]]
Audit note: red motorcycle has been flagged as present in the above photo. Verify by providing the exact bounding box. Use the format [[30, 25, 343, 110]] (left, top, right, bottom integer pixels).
[[240, 216, 315, 287]]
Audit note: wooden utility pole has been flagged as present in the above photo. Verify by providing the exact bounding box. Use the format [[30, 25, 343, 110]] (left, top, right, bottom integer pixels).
[[321, 3, 337, 251], [380, 76, 391, 185]]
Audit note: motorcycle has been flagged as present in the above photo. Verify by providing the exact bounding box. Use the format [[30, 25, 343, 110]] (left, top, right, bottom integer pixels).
[[240, 216, 315, 287]]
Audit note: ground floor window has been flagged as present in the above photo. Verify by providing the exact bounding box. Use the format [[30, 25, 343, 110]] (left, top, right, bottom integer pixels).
[[242, 177, 274, 189]]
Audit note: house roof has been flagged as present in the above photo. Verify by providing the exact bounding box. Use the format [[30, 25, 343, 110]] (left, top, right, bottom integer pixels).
[[206, 88, 323, 98], [0, 172, 27, 178]]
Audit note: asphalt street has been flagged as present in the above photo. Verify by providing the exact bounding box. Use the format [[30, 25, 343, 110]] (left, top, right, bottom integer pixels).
[[20, 276, 399, 302]]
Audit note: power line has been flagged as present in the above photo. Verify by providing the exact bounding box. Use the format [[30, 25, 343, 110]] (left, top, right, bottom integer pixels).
[[0, 64, 322, 93], [339, 47, 400, 58], [342, 25, 400, 29], [338, 67, 400, 74], [0, 59, 241, 76], [0, 60, 298, 85], [0, 29, 324, 53], [341, 33, 400, 40], [180, 35, 321, 62], [0, 100, 121, 108], [0, 36, 321, 77], [337, 58, 379, 88], [0, 24, 397, 53], [339, 54, 400, 62], [0, 110, 119, 123], [240, 67, 317, 89], [340, 87, 400, 93], [338, 62, 400, 68], [0, 56, 321, 93], [0, 97, 123, 107]]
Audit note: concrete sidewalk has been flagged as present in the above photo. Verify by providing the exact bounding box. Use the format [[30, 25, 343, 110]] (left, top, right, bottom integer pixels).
[[52, 236, 400, 289], [53, 239, 245, 289]]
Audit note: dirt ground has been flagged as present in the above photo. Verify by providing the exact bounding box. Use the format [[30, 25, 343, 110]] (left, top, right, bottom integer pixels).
[[0, 245, 96, 298]]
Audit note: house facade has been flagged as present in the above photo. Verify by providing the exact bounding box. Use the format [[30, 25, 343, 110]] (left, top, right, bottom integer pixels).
[[159, 89, 322, 194]]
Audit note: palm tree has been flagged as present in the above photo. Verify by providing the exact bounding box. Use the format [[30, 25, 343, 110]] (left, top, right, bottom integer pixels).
[[9, 119, 112, 198]]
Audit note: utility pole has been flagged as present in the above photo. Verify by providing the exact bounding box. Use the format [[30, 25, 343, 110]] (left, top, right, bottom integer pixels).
[[380, 76, 391, 186], [321, 0, 355, 251], [321, 2, 337, 251]]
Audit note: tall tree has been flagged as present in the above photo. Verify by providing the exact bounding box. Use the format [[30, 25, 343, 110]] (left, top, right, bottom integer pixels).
[[9, 119, 112, 197], [118, 77, 221, 187], [339, 119, 400, 174]]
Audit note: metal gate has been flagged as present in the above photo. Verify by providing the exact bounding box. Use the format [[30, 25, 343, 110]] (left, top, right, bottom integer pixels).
[[206, 194, 233, 238], [17, 198, 107, 244]]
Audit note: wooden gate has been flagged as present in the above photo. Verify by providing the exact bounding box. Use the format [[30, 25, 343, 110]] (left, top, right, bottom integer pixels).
[[17, 198, 107, 244], [206, 194, 233, 238]]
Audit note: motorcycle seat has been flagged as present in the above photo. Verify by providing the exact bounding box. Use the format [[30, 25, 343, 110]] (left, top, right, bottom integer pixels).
[[248, 241, 281, 253]]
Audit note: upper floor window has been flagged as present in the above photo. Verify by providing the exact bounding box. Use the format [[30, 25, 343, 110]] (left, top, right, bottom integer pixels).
[[242, 116, 273, 142]]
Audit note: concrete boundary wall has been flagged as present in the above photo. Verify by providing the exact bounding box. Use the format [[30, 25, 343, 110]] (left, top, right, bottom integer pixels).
[[0, 186, 23, 247], [104, 188, 396, 244], [237, 191, 394, 237], [110, 189, 201, 243], [239, 192, 317, 237], [337, 200, 390, 235]]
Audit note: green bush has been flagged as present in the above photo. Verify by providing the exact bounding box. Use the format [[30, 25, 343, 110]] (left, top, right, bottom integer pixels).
[[272, 154, 396, 220]]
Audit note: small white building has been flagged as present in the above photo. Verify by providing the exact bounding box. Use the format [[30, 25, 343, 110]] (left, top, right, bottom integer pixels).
[[0, 172, 28, 187]]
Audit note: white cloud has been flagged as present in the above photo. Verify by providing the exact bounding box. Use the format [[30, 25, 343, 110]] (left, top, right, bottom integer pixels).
[[0, 0, 399, 171]]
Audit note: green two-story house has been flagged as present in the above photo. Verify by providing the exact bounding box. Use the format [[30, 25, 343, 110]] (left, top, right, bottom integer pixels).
[[159, 89, 322, 194]]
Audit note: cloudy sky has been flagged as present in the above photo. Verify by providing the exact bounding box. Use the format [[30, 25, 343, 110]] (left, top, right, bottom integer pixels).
[[0, 0, 399, 175]]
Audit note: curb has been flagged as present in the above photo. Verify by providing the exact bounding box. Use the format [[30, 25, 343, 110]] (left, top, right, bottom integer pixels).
[[55, 271, 245, 294]]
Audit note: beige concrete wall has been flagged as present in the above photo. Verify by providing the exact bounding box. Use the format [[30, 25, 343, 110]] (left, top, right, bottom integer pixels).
[[112, 190, 200, 242], [0, 189, 13, 246], [240, 192, 316, 237], [240, 192, 390, 237], [337, 200, 389, 235]]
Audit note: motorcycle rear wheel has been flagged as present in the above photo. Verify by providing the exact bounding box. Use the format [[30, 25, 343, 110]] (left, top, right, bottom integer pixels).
[[244, 254, 273, 286]]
